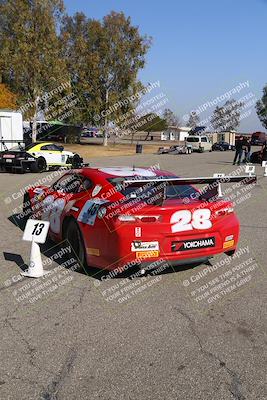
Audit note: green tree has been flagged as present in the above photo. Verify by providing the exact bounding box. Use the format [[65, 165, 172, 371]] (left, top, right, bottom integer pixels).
[[256, 84, 267, 129], [0, 0, 68, 141], [61, 11, 152, 145], [136, 113, 167, 140]]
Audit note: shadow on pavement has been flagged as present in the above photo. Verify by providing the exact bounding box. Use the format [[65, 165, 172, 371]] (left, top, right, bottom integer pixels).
[[7, 213, 208, 282]]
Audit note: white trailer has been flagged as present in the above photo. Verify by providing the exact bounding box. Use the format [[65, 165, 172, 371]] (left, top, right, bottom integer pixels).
[[0, 110, 23, 150]]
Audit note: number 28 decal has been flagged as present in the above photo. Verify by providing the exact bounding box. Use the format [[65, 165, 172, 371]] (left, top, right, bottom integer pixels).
[[170, 209, 212, 233]]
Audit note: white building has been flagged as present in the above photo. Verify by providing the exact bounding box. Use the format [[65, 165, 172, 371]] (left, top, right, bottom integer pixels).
[[161, 126, 191, 141]]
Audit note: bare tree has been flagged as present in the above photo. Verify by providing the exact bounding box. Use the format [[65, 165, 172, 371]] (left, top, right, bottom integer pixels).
[[187, 111, 200, 129], [211, 99, 244, 132]]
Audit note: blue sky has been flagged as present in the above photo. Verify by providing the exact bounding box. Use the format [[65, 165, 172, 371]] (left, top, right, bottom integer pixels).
[[64, 0, 267, 132]]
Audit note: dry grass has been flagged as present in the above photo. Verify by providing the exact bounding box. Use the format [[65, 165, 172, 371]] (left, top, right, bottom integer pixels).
[[63, 143, 161, 158]]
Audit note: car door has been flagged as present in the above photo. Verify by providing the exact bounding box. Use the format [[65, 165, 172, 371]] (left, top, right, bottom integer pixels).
[[39, 174, 83, 235], [201, 137, 211, 151], [39, 144, 62, 165]]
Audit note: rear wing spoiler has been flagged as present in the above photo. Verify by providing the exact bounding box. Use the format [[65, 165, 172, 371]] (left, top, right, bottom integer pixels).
[[124, 175, 256, 185], [0, 139, 26, 151], [123, 175, 257, 203]]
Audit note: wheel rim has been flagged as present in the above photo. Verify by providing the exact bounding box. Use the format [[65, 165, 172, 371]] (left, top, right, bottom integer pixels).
[[38, 158, 46, 171]]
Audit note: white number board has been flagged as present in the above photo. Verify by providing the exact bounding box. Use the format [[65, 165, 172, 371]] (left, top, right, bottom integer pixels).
[[245, 165, 255, 175], [23, 219, 50, 244]]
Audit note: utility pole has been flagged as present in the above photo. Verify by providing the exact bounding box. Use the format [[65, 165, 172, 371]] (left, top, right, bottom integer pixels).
[[32, 95, 40, 143]]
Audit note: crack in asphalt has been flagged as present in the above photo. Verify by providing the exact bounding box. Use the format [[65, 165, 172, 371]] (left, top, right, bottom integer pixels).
[[71, 286, 88, 310], [4, 316, 37, 367], [174, 307, 246, 400], [40, 348, 77, 400], [2, 308, 52, 377]]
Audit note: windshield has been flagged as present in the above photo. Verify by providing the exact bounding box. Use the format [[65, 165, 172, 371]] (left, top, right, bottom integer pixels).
[[108, 176, 198, 201]]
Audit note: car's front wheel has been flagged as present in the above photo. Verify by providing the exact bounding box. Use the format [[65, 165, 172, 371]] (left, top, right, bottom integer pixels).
[[22, 193, 32, 221]]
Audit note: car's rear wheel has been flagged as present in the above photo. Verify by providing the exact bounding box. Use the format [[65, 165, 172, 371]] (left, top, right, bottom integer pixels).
[[64, 219, 86, 271], [71, 154, 82, 168], [250, 152, 261, 164], [30, 157, 47, 173], [23, 193, 32, 221]]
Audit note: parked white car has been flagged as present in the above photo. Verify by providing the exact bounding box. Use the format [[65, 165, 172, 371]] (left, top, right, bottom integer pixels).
[[0, 142, 83, 173], [185, 135, 212, 152]]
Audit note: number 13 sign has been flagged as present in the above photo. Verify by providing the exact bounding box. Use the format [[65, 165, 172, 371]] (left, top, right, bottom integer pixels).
[[23, 219, 50, 244]]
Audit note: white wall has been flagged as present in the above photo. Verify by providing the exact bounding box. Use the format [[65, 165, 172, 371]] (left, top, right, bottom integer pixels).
[[0, 111, 23, 150]]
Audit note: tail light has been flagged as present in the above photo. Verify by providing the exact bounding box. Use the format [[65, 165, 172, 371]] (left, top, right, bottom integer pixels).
[[215, 207, 234, 217], [117, 215, 136, 222], [118, 215, 161, 222]]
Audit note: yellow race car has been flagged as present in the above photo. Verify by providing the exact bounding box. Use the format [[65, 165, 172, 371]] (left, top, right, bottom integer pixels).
[[0, 142, 83, 173]]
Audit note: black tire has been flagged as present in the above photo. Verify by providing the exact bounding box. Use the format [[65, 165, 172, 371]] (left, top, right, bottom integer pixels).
[[71, 154, 82, 168], [23, 193, 32, 221], [250, 152, 261, 164], [30, 157, 47, 173], [17, 164, 26, 174], [64, 219, 87, 271]]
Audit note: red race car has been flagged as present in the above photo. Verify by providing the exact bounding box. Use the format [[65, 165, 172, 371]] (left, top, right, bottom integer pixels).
[[22, 167, 256, 273]]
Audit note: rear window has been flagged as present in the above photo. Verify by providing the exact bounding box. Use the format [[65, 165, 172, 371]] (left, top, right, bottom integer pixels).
[[186, 137, 199, 142], [108, 176, 198, 201], [25, 143, 41, 150]]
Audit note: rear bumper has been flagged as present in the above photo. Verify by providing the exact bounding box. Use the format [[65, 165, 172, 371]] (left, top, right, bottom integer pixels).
[[0, 158, 34, 171], [102, 214, 240, 271]]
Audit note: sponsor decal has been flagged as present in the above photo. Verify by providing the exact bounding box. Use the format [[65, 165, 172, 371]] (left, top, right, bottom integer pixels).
[[225, 235, 234, 241], [136, 250, 159, 259], [92, 185, 102, 197], [172, 237, 216, 252], [97, 207, 107, 219], [78, 199, 108, 225], [135, 227, 142, 238], [223, 240, 235, 249], [86, 248, 100, 256], [33, 188, 44, 194], [131, 241, 159, 252]]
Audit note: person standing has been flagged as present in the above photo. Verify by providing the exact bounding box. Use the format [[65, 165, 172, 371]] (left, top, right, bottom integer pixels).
[[242, 137, 248, 163], [233, 136, 244, 165], [245, 138, 252, 162], [260, 140, 267, 162]]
